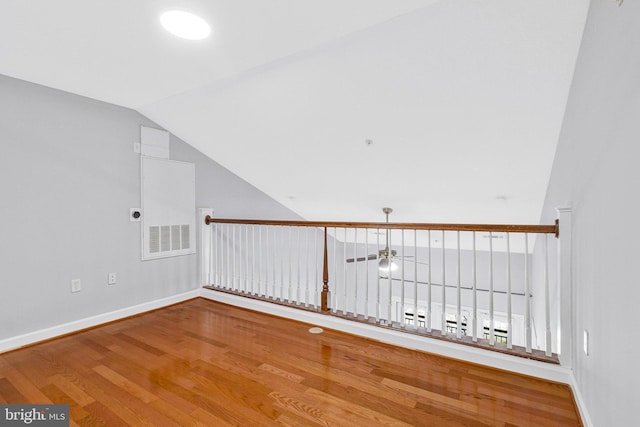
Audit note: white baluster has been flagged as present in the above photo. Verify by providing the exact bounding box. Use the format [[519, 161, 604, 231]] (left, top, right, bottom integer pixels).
[[221, 224, 225, 287], [456, 231, 462, 339], [224, 223, 229, 289], [232, 225, 237, 290], [245, 225, 250, 293], [489, 231, 495, 346], [353, 228, 358, 317], [212, 224, 218, 286], [215, 224, 220, 286], [269, 227, 273, 298], [314, 228, 318, 308], [525, 233, 532, 353], [277, 226, 281, 299], [427, 230, 432, 333], [254, 225, 258, 295], [376, 228, 381, 322], [365, 229, 370, 320], [269, 226, 284, 299], [263, 225, 268, 297], [413, 230, 418, 330], [401, 229, 405, 328], [305, 227, 310, 307], [343, 228, 348, 315], [258, 226, 263, 295], [544, 234, 552, 357], [288, 226, 293, 302], [333, 227, 337, 313], [441, 231, 446, 337], [238, 225, 243, 292], [297, 227, 301, 304], [237, 225, 243, 292], [280, 228, 285, 301], [218, 224, 223, 288], [388, 230, 393, 325], [472, 232, 477, 342], [225, 223, 230, 289], [242, 225, 247, 293], [274, 227, 279, 299], [250, 225, 254, 294], [265, 226, 282, 299], [506, 232, 513, 349]]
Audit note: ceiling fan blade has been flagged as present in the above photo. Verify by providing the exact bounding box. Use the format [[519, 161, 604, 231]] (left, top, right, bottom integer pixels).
[[345, 254, 378, 263], [400, 259, 429, 266]]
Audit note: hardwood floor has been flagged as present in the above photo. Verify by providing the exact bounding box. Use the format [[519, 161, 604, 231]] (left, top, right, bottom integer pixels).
[[0, 298, 581, 426]]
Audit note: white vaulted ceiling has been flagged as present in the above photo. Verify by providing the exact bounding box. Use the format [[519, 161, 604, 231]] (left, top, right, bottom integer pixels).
[[0, 0, 590, 224]]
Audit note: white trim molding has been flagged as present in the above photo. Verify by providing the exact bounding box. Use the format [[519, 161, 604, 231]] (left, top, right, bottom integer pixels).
[[557, 207, 574, 368], [570, 373, 594, 427]]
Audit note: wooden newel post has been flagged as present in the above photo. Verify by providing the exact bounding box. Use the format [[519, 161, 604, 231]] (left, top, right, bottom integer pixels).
[[321, 227, 329, 312]]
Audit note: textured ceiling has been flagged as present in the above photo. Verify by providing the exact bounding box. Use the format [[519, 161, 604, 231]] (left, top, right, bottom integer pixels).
[[0, 0, 590, 224]]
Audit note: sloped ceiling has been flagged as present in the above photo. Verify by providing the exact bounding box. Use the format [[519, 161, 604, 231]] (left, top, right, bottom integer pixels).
[[0, 0, 589, 224]]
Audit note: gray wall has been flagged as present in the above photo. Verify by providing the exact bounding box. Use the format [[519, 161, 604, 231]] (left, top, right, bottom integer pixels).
[[539, 2, 640, 425], [0, 74, 299, 341]]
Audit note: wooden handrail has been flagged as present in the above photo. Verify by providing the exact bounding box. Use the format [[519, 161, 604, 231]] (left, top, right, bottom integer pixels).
[[204, 215, 558, 235]]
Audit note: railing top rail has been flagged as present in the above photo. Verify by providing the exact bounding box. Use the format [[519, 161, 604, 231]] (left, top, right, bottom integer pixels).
[[205, 216, 558, 236]]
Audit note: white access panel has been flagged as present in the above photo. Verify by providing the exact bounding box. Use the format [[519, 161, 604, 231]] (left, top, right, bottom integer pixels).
[[141, 157, 196, 260], [140, 126, 170, 159]]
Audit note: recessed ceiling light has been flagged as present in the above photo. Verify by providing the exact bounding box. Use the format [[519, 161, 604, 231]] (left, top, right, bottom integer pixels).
[[160, 10, 211, 40]]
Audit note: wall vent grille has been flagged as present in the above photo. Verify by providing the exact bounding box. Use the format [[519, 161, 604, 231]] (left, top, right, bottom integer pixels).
[[181, 225, 190, 249], [148, 224, 191, 254], [149, 226, 160, 253]]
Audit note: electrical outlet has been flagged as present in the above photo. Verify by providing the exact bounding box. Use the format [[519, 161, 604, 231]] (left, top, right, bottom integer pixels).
[[108, 272, 117, 285], [583, 330, 589, 356], [71, 279, 82, 293]]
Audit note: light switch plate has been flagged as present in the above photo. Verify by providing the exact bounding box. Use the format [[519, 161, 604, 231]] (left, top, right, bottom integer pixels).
[[583, 330, 589, 355]]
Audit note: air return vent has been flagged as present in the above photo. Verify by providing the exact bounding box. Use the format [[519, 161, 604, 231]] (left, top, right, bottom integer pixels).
[[149, 226, 160, 253], [148, 224, 191, 254], [181, 225, 190, 249]]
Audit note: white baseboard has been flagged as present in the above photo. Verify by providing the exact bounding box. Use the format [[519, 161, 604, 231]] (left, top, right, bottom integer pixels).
[[569, 373, 594, 427], [0, 290, 200, 354], [199, 289, 573, 384]]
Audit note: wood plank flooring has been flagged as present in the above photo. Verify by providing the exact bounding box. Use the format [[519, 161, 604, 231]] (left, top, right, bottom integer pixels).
[[0, 298, 582, 426]]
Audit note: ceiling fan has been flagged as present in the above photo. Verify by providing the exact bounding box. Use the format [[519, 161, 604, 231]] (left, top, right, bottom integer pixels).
[[345, 207, 411, 272]]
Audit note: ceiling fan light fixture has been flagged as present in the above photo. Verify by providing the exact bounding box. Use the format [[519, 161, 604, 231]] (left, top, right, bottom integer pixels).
[[378, 258, 398, 273], [160, 10, 211, 40]]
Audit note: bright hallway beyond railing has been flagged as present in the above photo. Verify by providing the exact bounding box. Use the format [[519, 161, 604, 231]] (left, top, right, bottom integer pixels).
[[201, 214, 566, 363]]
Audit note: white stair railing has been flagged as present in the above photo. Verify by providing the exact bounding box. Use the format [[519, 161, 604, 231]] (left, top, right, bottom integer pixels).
[[202, 215, 564, 360]]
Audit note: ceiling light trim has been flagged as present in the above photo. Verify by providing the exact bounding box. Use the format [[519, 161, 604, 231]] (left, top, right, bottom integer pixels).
[[160, 10, 211, 41]]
